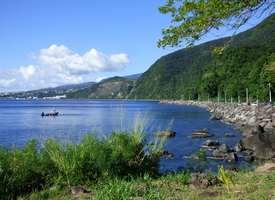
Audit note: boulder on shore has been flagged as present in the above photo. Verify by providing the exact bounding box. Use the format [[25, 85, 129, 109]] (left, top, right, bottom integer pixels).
[[209, 113, 222, 121], [234, 141, 245, 152], [242, 130, 275, 159], [272, 114, 275, 127], [155, 130, 176, 138]]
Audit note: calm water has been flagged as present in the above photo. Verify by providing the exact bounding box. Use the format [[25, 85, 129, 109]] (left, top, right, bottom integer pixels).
[[0, 99, 246, 172]]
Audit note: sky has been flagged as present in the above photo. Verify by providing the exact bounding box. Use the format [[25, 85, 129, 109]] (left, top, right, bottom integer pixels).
[[0, 0, 272, 92]]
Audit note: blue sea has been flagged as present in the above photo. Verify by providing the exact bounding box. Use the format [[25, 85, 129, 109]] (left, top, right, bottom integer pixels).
[[0, 99, 247, 172]]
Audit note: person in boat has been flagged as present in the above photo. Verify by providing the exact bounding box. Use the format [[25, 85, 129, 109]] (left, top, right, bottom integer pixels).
[[41, 111, 59, 117]]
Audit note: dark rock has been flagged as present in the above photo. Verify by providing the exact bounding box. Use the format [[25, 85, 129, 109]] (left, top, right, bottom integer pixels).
[[225, 152, 238, 163], [155, 130, 176, 138], [212, 149, 225, 159], [161, 150, 174, 159], [212, 144, 230, 159], [244, 155, 254, 162], [219, 144, 230, 153], [234, 141, 245, 152], [202, 139, 219, 148], [227, 167, 239, 173]]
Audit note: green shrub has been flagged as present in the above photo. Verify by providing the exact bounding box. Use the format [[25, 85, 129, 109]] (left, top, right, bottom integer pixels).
[[0, 140, 57, 199], [0, 131, 161, 199]]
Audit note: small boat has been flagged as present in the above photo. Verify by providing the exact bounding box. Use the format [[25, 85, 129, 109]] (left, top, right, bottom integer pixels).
[[41, 110, 59, 117]]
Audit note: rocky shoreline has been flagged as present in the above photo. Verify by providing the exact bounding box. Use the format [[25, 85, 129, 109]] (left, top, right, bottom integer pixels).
[[160, 100, 275, 160]]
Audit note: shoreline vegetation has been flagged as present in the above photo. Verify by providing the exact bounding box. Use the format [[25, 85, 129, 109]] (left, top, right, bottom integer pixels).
[[0, 101, 275, 199], [0, 129, 164, 199]]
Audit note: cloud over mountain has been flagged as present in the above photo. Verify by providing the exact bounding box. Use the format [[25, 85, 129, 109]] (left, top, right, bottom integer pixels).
[[0, 45, 130, 92]]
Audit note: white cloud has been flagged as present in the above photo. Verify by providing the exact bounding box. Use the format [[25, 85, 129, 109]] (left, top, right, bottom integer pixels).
[[0, 78, 16, 87], [38, 45, 129, 75], [0, 45, 130, 91], [19, 65, 36, 80]]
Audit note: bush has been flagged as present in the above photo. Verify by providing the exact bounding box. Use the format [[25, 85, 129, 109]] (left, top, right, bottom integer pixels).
[[0, 140, 57, 199], [0, 131, 161, 199]]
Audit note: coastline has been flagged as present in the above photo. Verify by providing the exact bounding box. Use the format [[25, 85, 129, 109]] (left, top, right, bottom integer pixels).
[[160, 100, 274, 128], [160, 100, 275, 160]]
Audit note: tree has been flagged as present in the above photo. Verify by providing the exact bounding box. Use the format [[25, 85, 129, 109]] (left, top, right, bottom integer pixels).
[[263, 53, 275, 84], [158, 0, 274, 48]]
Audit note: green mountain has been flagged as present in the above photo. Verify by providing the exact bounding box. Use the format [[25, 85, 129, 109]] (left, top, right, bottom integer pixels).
[[130, 13, 275, 101], [67, 76, 134, 99]]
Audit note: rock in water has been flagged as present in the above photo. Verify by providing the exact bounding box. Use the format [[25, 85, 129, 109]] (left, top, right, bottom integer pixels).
[[202, 139, 219, 148], [192, 129, 212, 138], [226, 152, 238, 163], [160, 150, 174, 159], [219, 144, 230, 153], [155, 130, 176, 138], [212, 144, 230, 159]]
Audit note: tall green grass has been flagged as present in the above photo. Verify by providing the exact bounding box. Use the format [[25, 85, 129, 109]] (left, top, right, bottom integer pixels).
[[0, 131, 162, 199]]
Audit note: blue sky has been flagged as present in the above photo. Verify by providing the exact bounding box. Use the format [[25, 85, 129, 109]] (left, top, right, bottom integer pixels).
[[0, 0, 272, 92]]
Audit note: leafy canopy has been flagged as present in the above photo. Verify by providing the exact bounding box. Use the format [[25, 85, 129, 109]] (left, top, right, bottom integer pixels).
[[158, 0, 274, 47]]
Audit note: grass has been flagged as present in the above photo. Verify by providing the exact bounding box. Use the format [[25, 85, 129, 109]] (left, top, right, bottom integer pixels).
[[23, 167, 275, 200], [0, 130, 163, 199]]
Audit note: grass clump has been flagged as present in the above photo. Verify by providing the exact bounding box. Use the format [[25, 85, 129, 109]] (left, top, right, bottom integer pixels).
[[196, 148, 207, 161], [217, 165, 234, 192], [0, 131, 161, 199]]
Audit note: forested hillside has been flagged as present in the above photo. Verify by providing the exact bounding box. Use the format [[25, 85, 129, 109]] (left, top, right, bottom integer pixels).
[[130, 13, 275, 101], [67, 77, 134, 99]]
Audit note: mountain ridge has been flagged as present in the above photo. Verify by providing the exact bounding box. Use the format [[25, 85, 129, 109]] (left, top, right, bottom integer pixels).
[[130, 13, 275, 100]]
